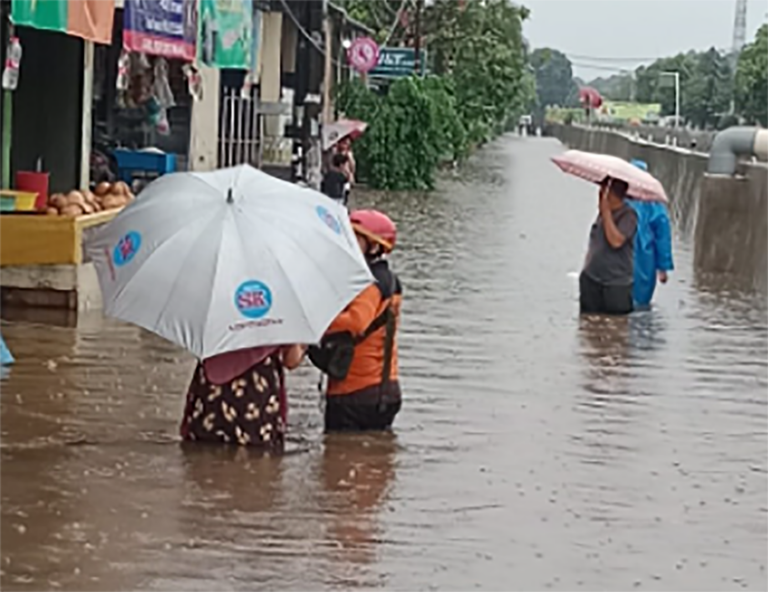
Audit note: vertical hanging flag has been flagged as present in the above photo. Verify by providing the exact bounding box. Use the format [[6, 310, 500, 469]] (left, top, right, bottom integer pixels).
[[198, 0, 252, 69], [123, 0, 197, 61], [11, 0, 115, 45]]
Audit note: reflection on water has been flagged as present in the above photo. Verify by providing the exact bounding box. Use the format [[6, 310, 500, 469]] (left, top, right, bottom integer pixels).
[[2, 137, 766, 591]]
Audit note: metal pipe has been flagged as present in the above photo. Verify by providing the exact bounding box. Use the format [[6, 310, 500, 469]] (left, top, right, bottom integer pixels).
[[708, 126, 768, 175]]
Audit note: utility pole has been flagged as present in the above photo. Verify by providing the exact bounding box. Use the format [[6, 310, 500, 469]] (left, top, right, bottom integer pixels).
[[414, 0, 424, 75], [321, 0, 333, 126], [661, 71, 681, 129]]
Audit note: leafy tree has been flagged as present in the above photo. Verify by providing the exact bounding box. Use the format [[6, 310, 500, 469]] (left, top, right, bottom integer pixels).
[[735, 24, 768, 126], [530, 48, 577, 108], [336, 77, 466, 190], [684, 48, 732, 128], [423, 0, 531, 144], [634, 49, 733, 128], [589, 73, 634, 102]]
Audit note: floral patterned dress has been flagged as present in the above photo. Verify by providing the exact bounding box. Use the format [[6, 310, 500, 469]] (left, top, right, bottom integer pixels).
[[180, 354, 286, 451]]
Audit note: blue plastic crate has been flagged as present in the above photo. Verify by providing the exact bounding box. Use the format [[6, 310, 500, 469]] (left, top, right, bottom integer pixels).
[[113, 149, 177, 183]]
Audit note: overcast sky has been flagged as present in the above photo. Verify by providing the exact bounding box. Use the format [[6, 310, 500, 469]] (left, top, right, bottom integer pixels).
[[522, 0, 767, 80]]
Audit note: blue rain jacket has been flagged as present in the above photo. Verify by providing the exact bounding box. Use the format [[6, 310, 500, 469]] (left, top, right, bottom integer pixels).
[[0, 333, 13, 365], [627, 199, 674, 307]]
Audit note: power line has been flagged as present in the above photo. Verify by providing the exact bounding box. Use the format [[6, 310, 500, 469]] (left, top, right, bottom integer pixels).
[[566, 53, 658, 63], [570, 61, 636, 74]]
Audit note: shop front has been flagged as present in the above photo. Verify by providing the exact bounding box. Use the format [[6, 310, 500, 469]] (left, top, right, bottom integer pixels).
[[0, 0, 120, 310], [92, 0, 198, 193]]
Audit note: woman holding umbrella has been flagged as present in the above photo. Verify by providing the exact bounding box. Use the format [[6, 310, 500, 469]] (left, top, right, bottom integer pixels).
[[86, 165, 374, 451], [179, 344, 306, 450], [551, 150, 669, 316]]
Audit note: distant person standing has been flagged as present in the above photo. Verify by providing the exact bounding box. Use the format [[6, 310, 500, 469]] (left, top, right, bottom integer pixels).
[[580, 176, 638, 315], [336, 136, 356, 185], [321, 153, 351, 206], [626, 159, 674, 309]]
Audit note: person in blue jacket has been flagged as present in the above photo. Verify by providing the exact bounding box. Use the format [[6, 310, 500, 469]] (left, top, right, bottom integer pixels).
[[626, 159, 674, 309]]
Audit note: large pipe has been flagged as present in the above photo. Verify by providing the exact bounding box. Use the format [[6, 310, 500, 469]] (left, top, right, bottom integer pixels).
[[708, 126, 768, 175]]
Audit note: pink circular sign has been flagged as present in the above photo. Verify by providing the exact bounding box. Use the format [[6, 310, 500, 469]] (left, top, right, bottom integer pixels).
[[347, 37, 380, 73]]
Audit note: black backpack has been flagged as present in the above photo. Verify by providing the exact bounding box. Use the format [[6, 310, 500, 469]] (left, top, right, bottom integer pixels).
[[308, 273, 397, 383]]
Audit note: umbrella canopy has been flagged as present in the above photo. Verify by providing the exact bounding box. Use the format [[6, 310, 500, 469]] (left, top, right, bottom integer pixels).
[[551, 150, 668, 203], [579, 86, 603, 109], [322, 119, 368, 150], [85, 165, 374, 359]]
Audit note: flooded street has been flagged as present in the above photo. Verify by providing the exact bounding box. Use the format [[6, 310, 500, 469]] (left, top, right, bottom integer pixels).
[[2, 137, 766, 591]]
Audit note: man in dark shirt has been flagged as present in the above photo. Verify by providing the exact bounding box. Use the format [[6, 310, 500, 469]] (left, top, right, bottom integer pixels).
[[321, 153, 351, 206], [580, 176, 639, 315]]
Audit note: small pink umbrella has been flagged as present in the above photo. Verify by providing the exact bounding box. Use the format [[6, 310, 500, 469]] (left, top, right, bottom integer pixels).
[[579, 86, 603, 109], [322, 119, 368, 150], [551, 150, 668, 203]]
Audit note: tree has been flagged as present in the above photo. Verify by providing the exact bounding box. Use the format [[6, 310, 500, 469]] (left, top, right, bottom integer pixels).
[[589, 73, 634, 102], [684, 48, 732, 128], [735, 24, 768, 127], [423, 0, 531, 143], [634, 49, 733, 128], [530, 48, 577, 108]]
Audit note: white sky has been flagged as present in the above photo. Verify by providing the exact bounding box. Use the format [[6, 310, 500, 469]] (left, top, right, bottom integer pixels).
[[522, 0, 767, 80]]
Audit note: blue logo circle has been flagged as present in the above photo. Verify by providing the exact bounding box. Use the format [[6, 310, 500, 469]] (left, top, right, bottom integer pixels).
[[316, 205, 341, 235], [234, 281, 273, 319], [112, 231, 142, 267]]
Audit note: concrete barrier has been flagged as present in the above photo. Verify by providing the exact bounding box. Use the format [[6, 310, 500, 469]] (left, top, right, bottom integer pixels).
[[546, 124, 767, 293]]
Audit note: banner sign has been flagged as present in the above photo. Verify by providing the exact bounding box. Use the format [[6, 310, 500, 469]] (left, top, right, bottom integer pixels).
[[123, 0, 197, 61], [198, 0, 253, 70], [369, 47, 427, 78], [11, 0, 115, 45]]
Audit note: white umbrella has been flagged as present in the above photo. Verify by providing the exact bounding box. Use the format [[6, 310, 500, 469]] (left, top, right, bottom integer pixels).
[[84, 165, 373, 359]]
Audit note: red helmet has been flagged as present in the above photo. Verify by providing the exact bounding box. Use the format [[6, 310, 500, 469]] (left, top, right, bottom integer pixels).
[[350, 209, 396, 252]]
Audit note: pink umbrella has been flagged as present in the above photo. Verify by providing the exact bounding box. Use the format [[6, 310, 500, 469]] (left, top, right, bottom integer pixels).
[[551, 150, 668, 203], [579, 86, 603, 109], [322, 119, 368, 150]]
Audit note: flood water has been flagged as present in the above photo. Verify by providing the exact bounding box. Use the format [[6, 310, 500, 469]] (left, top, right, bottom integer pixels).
[[2, 137, 767, 591]]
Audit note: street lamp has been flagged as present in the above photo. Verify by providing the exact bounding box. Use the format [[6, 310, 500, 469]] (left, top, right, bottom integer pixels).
[[660, 71, 680, 129]]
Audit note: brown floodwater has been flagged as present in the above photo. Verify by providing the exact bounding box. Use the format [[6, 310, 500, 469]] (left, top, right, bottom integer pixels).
[[2, 137, 766, 591]]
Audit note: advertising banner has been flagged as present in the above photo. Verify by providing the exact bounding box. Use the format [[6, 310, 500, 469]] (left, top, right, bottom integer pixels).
[[199, 0, 252, 70], [11, 0, 115, 45], [123, 0, 197, 61]]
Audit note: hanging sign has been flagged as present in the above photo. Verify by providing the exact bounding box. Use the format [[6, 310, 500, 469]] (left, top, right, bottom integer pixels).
[[123, 0, 197, 61], [10, 0, 115, 45], [198, 0, 253, 69], [369, 47, 427, 78], [347, 37, 380, 73]]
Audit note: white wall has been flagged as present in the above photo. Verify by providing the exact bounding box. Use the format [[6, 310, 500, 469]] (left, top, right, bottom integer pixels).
[[188, 66, 220, 171]]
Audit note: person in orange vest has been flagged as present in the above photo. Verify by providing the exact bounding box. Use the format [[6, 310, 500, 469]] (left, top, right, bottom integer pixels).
[[309, 209, 403, 432]]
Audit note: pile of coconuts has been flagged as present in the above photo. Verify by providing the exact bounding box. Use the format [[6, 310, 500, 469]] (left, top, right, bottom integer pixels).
[[46, 181, 135, 217]]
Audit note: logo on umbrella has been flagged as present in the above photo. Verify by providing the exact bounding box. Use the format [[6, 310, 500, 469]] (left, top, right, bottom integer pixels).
[[112, 231, 142, 267], [316, 205, 341, 235], [235, 280, 273, 319]]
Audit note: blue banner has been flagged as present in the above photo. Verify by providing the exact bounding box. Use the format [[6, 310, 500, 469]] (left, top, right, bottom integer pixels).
[[123, 0, 197, 61]]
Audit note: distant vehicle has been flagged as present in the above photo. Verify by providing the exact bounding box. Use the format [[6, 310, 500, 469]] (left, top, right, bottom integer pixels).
[[659, 115, 685, 128], [518, 114, 533, 135]]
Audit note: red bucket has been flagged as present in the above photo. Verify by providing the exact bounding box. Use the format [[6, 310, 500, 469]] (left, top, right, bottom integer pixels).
[[15, 171, 50, 211]]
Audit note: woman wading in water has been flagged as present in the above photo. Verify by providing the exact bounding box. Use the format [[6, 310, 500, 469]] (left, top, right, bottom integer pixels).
[[180, 345, 305, 452]]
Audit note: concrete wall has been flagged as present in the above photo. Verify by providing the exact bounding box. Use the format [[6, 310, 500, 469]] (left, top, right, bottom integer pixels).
[[188, 66, 220, 172], [590, 123, 716, 153], [546, 123, 768, 293]]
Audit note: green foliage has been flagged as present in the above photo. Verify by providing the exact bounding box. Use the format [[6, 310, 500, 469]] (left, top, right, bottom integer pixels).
[[424, 0, 531, 145], [530, 48, 578, 109], [334, 0, 531, 190], [632, 48, 734, 128], [735, 24, 768, 127], [336, 77, 466, 191]]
